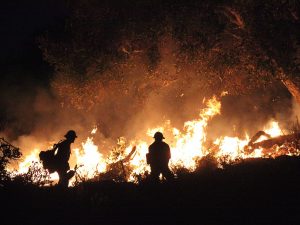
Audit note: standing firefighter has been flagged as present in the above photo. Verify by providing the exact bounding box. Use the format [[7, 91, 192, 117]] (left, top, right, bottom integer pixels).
[[147, 132, 174, 182], [55, 130, 77, 187]]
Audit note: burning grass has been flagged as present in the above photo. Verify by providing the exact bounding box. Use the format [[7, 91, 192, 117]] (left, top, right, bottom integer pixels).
[[3, 96, 299, 187]]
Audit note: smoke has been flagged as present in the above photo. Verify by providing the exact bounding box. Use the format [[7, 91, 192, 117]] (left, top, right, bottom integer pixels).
[[207, 88, 293, 140], [289, 98, 300, 131], [1, 33, 296, 160]]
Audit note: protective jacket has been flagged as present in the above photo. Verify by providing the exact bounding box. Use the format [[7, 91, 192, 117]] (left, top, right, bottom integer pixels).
[[55, 139, 71, 171], [148, 141, 171, 166]]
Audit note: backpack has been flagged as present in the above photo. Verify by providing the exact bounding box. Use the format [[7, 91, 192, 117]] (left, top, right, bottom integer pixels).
[[39, 143, 60, 173]]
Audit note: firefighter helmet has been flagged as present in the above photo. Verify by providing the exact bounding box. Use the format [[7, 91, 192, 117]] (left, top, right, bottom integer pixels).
[[64, 130, 77, 139], [153, 132, 165, 140]]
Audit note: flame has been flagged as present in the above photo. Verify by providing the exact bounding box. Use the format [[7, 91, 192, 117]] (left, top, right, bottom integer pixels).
[[17, 149, 40, 174], [215, 137, 249, 160], [73, 137, 106, 179], [263, 121, 282, 137], [169, 97, 220, 170], [13, 148, 59, 182], [91, 127, 98, 134], [14, 96, 300, 185]]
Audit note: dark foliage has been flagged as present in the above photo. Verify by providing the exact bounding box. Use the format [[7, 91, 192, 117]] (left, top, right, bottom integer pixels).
[[12, 162, 53, 187], [39, 0, 300, 86], [1, 156, 300, 225], [35, 0, 300, 126], [0, 138, 21, 184]]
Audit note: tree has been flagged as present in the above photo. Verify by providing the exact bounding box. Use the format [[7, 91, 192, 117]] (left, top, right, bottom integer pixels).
[[38, 0, 300, 111], [220, 0, 300, 103], [0, 138, 21, 184]]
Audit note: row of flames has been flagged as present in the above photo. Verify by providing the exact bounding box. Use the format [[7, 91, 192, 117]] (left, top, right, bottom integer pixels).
[[14, 96, 300, 185]]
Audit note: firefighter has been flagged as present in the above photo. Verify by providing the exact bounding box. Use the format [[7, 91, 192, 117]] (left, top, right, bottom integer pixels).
[[55, 130, 77, 187], [147, 132, 174, 182]]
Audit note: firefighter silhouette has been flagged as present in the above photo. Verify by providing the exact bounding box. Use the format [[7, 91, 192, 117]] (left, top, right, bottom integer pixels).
[[147, 132, 174, 181], [55, 130, 77, 187]]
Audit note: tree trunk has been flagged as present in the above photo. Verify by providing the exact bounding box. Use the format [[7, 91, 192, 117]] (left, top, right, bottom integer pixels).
[[248, 132, 300, 149], [281, 78, 300, 105], [271, 59, 300, 105]]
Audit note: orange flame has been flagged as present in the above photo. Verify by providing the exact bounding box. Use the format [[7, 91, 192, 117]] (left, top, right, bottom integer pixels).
[[14, 96, 299, 185]]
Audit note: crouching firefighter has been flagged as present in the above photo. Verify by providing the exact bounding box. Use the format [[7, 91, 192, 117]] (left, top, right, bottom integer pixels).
[[146, 132, 174, 182], [39, 130, 77, 187]]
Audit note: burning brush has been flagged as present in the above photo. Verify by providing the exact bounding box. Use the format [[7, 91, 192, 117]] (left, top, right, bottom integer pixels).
[[7, 97, 300, 186]]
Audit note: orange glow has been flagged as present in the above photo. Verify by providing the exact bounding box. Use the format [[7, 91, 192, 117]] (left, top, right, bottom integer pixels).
[[13, 96, 300, 185], [73, 137, 106, 179]]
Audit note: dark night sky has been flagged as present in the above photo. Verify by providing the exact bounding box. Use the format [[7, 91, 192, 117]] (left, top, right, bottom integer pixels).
[[1, 1, 68, 75], [0, 1, 68, 134]]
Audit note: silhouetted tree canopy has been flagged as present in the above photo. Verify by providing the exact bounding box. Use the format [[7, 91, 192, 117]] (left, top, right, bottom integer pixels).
[[39, 0, 300, 109]]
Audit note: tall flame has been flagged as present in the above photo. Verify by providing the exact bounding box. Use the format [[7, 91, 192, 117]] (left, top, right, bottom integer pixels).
[[73, 137, 106, 179], [14, 96, 299, 185]]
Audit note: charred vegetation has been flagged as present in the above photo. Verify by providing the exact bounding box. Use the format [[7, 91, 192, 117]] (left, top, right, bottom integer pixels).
[[1, 155, 300, 225]]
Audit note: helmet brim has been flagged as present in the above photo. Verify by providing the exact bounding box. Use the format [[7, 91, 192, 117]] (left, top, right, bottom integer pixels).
[[65, 135, 77, 138], [153, 136, 165, 139]]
